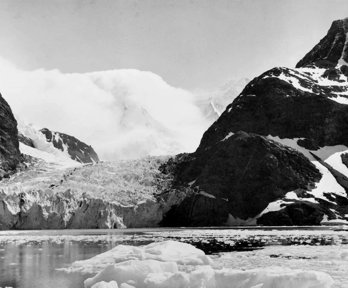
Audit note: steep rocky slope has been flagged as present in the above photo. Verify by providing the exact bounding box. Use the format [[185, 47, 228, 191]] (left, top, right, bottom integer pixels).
[[16, 120, 94, 168], [296, 18, 348, 68], [40, 128, 99, 164], [161, 132, 322, 226], [0, 94, 21, 179], [161, 18, 348, 226]]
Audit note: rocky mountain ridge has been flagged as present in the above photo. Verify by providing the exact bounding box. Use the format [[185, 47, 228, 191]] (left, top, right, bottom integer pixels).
[[160, 18, 348, 226], [40, 128, 99, 164], [296, 18, 348, 68]]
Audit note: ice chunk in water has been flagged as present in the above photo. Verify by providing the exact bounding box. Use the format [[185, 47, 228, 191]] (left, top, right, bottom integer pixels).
[[91, 281, 119, 288], [84, 260, 178, 288], [71, 240, 211, 274], [83, 241, 334, 288]]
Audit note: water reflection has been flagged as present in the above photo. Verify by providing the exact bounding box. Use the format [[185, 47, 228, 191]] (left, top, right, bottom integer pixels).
[[0, 236, 123, 288]]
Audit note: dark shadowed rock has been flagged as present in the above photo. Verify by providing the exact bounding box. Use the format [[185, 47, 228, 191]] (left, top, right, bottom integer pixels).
[[40, 128, 99, 164], [18, 133, 35, 148], [341, 153, 348, 169], [0, 93, 21, 178], [198, 67, 348, 152], [161, 132, 321, 226], [257, 202, 329, 226], [162, 18, 348, 226], [296, 18, 348, 68]]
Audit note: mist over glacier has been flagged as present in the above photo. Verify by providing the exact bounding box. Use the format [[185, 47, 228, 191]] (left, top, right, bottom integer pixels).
[[0, 57, 214, 160]]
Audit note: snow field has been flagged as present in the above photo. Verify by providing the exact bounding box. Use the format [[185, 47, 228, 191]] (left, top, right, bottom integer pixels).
[[17, 119, 80, 169]]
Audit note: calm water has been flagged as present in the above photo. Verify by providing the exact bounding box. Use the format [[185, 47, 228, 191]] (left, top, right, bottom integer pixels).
[[0, 229, 158, 288], [0, 227, 347, 288]]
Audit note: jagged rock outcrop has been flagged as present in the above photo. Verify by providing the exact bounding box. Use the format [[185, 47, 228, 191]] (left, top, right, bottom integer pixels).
[[0, 93, 21, 178], [257, 202, 331, 226], [161, 18, 348, 226], [296, 18, 348, 68], [40, 128, 99, 164], [18, 133, 35, 148]]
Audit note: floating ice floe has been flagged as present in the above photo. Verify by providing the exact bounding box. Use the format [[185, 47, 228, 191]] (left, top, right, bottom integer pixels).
[[215, 245, 348, 287], [76, 241, 334, 288], [67, 240, 212, 274], [88, 265, 334, 288]]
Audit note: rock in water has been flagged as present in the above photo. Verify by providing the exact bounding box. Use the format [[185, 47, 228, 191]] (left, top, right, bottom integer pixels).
[[40, 128, 99, 164], [0, 93, 21, 178]]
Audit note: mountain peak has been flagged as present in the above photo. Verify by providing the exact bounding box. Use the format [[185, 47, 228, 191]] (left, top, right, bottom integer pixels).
[[296, 18, 348, 68]]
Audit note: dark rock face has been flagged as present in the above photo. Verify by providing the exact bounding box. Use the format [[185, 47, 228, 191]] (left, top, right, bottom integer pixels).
[[161, 132, 321, 226], [257, 202, 329, 226], [18, 133, 35, 148], [198, 67, 348, 152], [296, 18, 348, 68], [341, 153, 348, 169], [0, 94, 21, 177], [40, 128, 99, 164]]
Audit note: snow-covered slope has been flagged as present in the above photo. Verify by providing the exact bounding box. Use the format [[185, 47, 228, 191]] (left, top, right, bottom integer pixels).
[[16, 119, 82, 169], [40, 128, 99, 164]]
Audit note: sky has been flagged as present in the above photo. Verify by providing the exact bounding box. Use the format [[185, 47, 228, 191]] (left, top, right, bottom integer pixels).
[[0, 0, 348, 90]]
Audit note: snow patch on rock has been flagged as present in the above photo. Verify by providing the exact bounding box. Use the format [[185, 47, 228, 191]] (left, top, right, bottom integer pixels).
[[267, 135, 347, 199], [221, 132, 234, 142], [17, 119, 80, 169]]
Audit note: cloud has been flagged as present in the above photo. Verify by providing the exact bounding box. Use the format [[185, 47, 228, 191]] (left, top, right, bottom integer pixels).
[[0, 57, 211, 160]]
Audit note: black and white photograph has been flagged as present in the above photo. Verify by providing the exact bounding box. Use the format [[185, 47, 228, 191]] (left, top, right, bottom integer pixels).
[[0, 0, 348, 287]]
